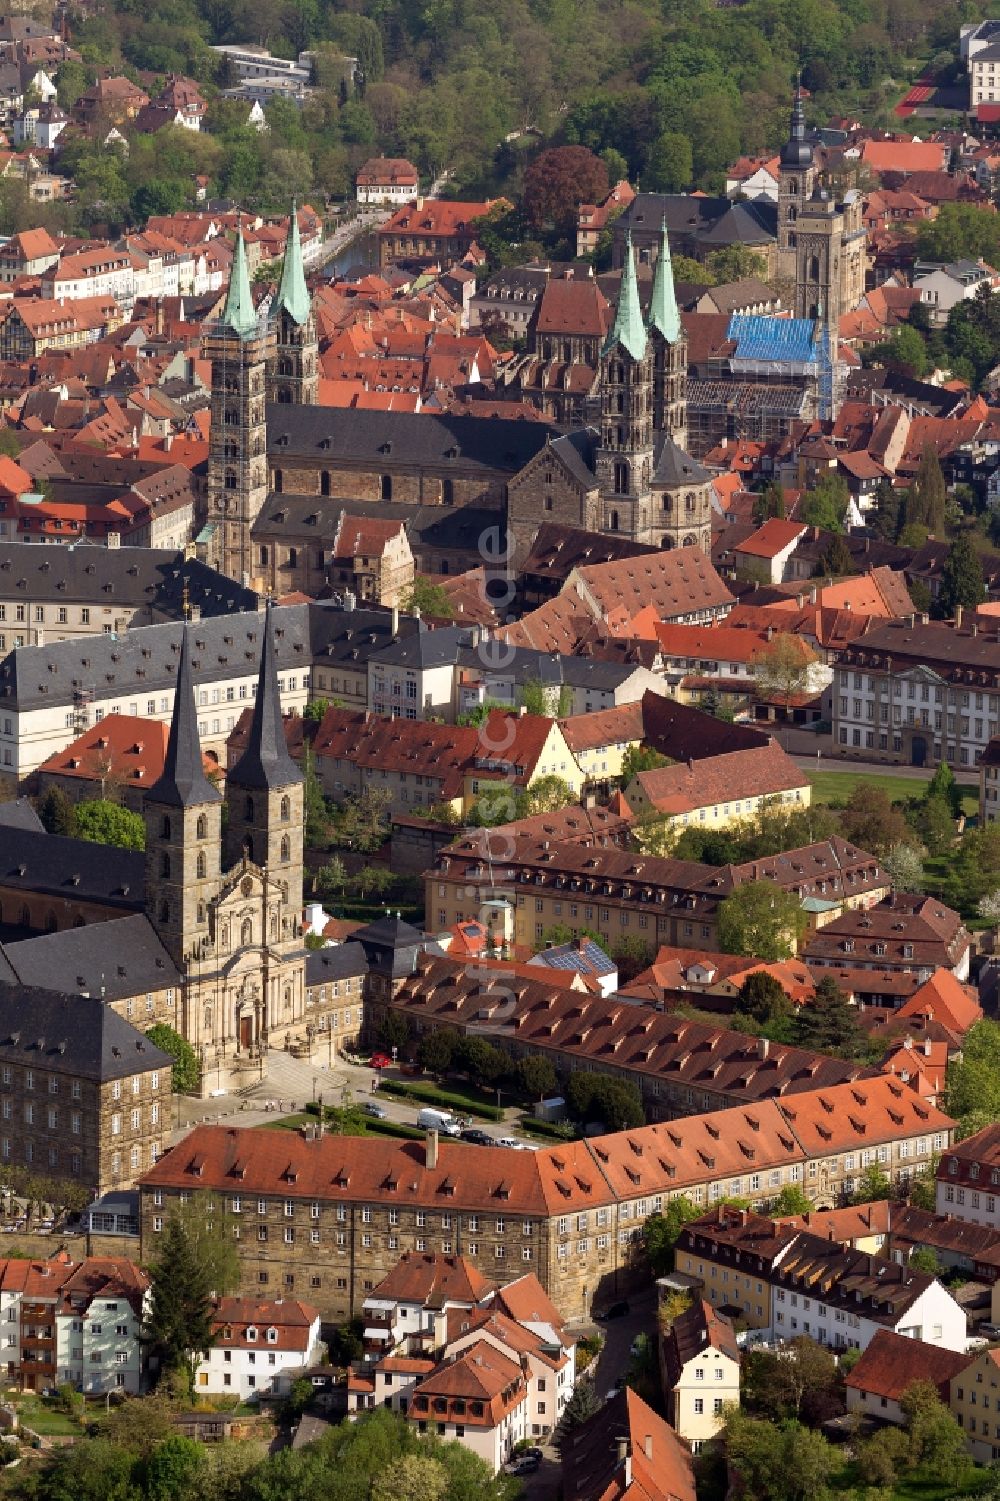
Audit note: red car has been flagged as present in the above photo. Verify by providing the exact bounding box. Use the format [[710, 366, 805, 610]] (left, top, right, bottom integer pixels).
[[370, 1053, 393, 1069]]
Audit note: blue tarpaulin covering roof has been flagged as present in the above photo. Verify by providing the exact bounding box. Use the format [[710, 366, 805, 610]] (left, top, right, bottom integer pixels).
[[727, 314, 819, 364]]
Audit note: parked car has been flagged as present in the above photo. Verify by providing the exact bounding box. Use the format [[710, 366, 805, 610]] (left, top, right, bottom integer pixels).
[[595, 1300, 631, 1321], [495, 1136, 522, 1150], [603, 1383, 623, 1402], [460, 1127, 493, 1145], [363, 1102, 388, 1119], [503, 1454, 542, 1476]]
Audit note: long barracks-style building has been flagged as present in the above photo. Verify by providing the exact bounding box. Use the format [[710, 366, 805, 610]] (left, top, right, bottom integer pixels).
[[138, 1074, 953, 1324]]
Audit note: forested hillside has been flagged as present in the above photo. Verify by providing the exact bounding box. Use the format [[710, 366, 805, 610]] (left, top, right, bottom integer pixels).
[[37, 0, 994, 225]]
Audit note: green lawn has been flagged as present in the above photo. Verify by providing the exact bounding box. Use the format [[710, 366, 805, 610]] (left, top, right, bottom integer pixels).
[[15, 1396, 81, 1436], [807, 770, 979, 818]]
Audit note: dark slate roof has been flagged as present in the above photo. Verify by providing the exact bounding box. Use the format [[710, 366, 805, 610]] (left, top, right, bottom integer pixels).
[[145, 625, 222, 808], [227, 610, 303, 791], [353, 915, 427, 948], [652, 435, 713, 489], [519, 524, 658, 585], [0, 604, 312, 712], [253, 494, 504, 559], [0, 987, 172, 1081], [0, 827, 143, 908], [0, 543, 259, 617], [0, 798, 44, 833], [368, 624, 474, 671], [265, 405, 555, 476], [617, 193, 777, 248], [308, 602, 422, 668], [1, 913, 180, 999], [550, 427, 598, 489], [305, 941, 368, 987], [454, 643, 641, 690]]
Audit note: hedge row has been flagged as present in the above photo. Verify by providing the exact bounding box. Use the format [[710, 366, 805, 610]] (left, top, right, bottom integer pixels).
[[377, 1079, 505, 1122]]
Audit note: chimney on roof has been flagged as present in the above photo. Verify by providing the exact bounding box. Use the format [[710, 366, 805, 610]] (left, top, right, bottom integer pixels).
[[956, 604, 964, 628], [924, 1037, 933, 1056], [391, 605, 399, 638], [921, 612, 929, 625], [810, 585, 818, 605], [426, 1128, 439, 1171], [616, 1436, 630, 1464], [758, 1036, 770, 1060], [416, 194, 424, 210]]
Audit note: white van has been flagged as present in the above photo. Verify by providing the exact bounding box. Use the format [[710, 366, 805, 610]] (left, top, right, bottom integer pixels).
[[417, 1107, 461, 1136]]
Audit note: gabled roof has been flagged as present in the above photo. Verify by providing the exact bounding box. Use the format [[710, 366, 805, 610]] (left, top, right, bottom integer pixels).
[[367, 1251, 494, 1309], [562, 1386, 696, 1501], [844, 1327, 971, 1402]]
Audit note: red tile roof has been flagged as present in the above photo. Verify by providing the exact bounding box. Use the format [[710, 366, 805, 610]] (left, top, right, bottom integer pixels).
[[367, 1251, 494, 1308], [844, 1327, 971, 1402], [733, 519, 806, 559], [629, 742, 808, 816]]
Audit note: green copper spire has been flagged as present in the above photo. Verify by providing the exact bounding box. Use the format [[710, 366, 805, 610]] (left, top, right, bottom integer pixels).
[[602, 231, 647, 362], [275, 204, 311, 327], [221, 224, 257, 338], [648, 219, 681, 344]]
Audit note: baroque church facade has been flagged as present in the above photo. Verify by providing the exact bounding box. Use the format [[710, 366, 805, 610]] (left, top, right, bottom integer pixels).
[[144, 610, 307, 1092]]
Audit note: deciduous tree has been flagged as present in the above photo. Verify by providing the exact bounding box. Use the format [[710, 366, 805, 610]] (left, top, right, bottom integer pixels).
[[145, 1023, 199, 1094], [523, 145, 609, 232], [74, 799, 145, 851], [717, 881, 806, 961]]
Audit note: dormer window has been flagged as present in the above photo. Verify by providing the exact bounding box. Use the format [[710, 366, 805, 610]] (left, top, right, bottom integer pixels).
[[246, 1326, 257, 1342], [266, 1327, 278, 1343]]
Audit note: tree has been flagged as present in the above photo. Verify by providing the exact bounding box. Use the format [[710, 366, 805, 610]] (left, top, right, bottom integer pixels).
[[40, 1437, 140, 1501], [908, 1246, 939, 1275], [417, 1028, 456, 1076], [376, 1011, 411, 1055], [851, 1162, 892, 1203], [854, 1426, 911, 1488], [553, 1380, 602, 1451], [926, 762, 962, 817], [900, 1380, 970, 1483], [704, 245, 768, 282], [800, 473, 850, 534], [515, 1055, 558, 1100], [303, 748, 329, 848], [981, 888, 1000, 925], [371, 1456, 448, 1501], [303, 698, 330, 724], [753, 482, 786, 524], [454, 1034, 506, 1085], [523, 774, 575, 815], [882, 840, 926, 893], [74, 799, 145, 851], [815, 532, 855, 578], [871, 479, 902, 541], [750, 634, 816, 711], [903, 446, 948, 538], [913, 794, 955, 857], [723, 1410, 837, 1501], [937, 532, 986, 618], [517, 677, 552, 717], [875, 322, 928, 378], [335, 785, 392, 853], [642, 1197, 701, 1275], [565, 1071, 644, 1131], [316, 855, 348, 899], [523, 145, 609, 232], [717, 882, 806, 961], [619, 744, 670, 785], [839, 782, 915, 857], [145, 1218, 215, 1397], [352, 865, 394, 900], [400, 577, 454, 620], [37, 785, 77, 836], [145, 1023, 199, 1094], [770, 1185, 813, 1216], [164, 1193, 241, 1299], [742, 1338, 840, 1425], [144, 1436, 206, 1501], [793, 975, 865, 1058], [737, 970, 791, 1025]]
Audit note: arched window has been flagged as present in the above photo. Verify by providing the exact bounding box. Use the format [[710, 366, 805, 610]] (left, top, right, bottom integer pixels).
[[221, 923, 230, 950], [380, 474, 393, 501], [197, 902, 205, 924], [160, 853, 170, 879], [610, 509, 620, 531], [683, 533, 697, 547], [280, 796, 290, 822], [224, 439, 238, 459], [270, 913, 278, 941], [159, 900, 169, 924], [203, 1004, 212, 1032], [277, 387, 292, 404], [809, 254, 821, 282], [685, 492, 695, 513], [661, 536, 674, 550], [224, 469, 237, 491], [278, 356, 293, 377], [613, 460, 629, 495], [321, 471, 331, 497], [662, 494, 673, 513], [259, 545, 269, 566], [196, 851, 206, 879], [196, 814, 207, 840], [273, 469, 283, 493], [280, 835, 290, 862], [161, 815, 171, 840], [241, 918, 252, 947], [284, 986, 292, 1011], [245, 796, 254, 821], [442, 478, 454, 506], [612, 361, 624, 384]]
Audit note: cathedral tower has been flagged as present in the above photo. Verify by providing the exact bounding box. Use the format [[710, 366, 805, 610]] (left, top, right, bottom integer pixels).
[[267, 207, 318, 406], [648, 221, 688, 450], [205, 226, 275, 587], [596, 233, 654, 541], [224, 609, 304, 953], [143, 627, 223, 974], [777, 86, 817, 281]]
